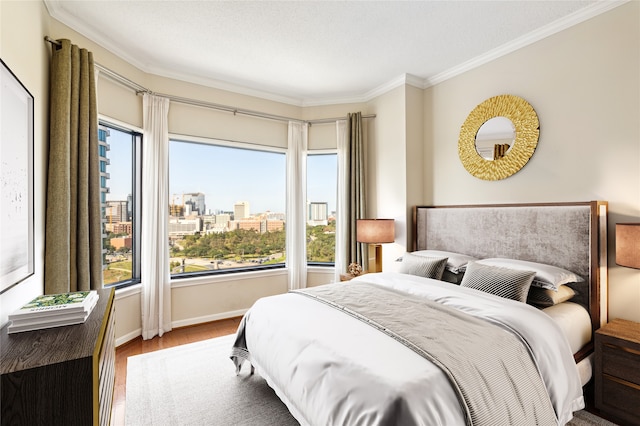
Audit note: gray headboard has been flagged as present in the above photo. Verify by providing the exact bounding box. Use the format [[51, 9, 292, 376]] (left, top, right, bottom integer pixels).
[[413, 201, 608, 357]]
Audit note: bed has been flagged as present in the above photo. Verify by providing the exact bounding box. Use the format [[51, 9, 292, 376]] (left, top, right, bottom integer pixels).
[[231, 201, 608, 426]]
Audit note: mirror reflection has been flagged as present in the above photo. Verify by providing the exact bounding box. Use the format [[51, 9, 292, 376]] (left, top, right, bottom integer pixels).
[[475, 116, 516, 160]]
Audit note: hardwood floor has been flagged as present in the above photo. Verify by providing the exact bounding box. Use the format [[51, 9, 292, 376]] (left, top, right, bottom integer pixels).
[[110, 317, 242, 426]]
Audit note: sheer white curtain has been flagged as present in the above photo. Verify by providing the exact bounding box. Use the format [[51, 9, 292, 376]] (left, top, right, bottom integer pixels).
[[141, 93, 171, 340], [334, 120, 349, 282], [286, 121, 308, 290]]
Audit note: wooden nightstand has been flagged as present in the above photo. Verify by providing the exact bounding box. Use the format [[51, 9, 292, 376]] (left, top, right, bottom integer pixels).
[[595, 318, 640, 425]]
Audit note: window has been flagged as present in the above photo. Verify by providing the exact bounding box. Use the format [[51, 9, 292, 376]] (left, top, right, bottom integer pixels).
[[99, 127, 337, 285], [168, 138, 286, 277], [99, 123, 142, 287], [306, 153, 337, 265]]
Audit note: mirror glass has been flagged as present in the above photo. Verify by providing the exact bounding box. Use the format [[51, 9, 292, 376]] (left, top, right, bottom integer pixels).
[[475, 116, 516, 160]]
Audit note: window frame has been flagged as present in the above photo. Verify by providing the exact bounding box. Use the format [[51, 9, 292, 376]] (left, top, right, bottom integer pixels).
[[306, 148, 337, 267], [99, 117, 143, 290], [168, 134, 288, 281], [96, 125, 340, 288]]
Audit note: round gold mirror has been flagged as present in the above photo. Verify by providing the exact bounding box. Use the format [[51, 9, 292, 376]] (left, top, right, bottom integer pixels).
[[458, 95, 539, 180]]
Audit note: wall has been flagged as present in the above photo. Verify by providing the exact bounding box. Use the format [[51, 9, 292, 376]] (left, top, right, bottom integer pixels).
[[365, 86, 408, 269], [423, 2, 640, 322], [0, 1, 50, 326]]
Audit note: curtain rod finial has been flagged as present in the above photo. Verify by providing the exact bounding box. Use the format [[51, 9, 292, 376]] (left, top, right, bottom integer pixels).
[[44, 36, 61, 47]]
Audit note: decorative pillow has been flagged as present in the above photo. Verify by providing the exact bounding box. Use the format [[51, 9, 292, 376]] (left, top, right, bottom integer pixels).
[[476, 258, 583, 291], [441, 269, 465, 285], [527, 286, 577, 308], [460, 262, 536, 303], [398, 253, 448, 280], [410, 250, 477, 274]]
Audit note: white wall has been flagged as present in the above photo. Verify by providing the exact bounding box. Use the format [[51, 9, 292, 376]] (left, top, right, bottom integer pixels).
[[423, 2, 640, 322], [366, 86, 408, 269], [0, 0, 50, 326]]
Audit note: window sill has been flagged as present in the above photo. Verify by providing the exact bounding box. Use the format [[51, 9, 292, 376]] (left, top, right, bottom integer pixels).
[[114, 266, 333, 295], [170, 268, 288, 289], [307, 265, 335, 274], [114, 283, 142, 300]]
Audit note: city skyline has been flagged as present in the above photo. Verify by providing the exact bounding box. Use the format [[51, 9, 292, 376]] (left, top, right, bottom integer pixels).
[[106, 129, 337, 215]]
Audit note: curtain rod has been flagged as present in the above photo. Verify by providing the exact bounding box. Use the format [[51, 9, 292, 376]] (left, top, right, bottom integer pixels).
[[44, 36, 375, 125]]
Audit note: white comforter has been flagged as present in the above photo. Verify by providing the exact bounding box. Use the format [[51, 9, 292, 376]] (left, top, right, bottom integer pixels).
[[234, 272, 584, 426]]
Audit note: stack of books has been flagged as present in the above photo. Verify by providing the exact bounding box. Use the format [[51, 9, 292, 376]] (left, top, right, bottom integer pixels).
[[8, 290, 99, 334]]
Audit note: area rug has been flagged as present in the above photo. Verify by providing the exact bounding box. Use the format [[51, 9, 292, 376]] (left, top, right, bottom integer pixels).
[[126, 334, 617, 426], [568, 410, 619, 426], [125, 334, 298, 425]]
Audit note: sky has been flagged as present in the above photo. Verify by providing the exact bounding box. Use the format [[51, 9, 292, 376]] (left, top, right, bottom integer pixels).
[[105, 127, 337, 215]]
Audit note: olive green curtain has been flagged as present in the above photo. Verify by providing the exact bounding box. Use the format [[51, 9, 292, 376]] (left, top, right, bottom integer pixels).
[[44, 39, 102, 294], [347, 112, 367, 271]]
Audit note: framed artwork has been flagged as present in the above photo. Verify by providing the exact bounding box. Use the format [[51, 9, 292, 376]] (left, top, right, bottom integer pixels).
[[0, 59, 34, 294]]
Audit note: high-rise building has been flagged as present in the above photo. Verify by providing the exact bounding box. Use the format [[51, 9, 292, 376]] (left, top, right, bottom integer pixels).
[[106, 200, 129, 223], [215, 213, 231, 226], [308, 201, 329, 226], [234, 201, 250, 220], [127, 193, 133, 219], [98, 126, 110, 264], [168, 217, 202, 236], [183, 192, 206, 215], [169, 204, 184, 217]]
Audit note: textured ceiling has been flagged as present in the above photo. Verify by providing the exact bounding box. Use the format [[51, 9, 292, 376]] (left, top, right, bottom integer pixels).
[[44, 0, 621, 105]]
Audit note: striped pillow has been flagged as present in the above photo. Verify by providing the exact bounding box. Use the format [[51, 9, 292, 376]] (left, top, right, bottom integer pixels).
[[527, 286, 576, 307], [399, 253, 448, 280], [460, 262, 536, 303]]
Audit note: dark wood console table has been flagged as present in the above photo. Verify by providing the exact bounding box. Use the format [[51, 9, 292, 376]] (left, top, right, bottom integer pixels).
[[1, 287, 115, 426]]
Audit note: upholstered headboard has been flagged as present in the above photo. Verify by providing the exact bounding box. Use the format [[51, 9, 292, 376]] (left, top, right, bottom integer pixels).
[[413, 202, 608, 348]]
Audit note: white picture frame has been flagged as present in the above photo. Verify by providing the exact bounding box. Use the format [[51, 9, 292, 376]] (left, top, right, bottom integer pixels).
[[0, 59, 34, 294]]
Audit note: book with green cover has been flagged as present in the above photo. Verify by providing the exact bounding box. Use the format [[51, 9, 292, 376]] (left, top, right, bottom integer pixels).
[[9, 291, 98, 320], [7, 294, 99, 334]]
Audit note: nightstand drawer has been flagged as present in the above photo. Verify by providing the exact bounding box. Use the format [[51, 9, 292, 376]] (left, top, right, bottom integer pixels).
[[600, 375, 640, 422], [601, 342, 640, 385]]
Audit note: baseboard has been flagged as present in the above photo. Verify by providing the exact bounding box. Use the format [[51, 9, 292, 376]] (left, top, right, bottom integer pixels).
[[114, 309, 248, 347], [171, 309, 248, 329], [116, 328, 142, 347]]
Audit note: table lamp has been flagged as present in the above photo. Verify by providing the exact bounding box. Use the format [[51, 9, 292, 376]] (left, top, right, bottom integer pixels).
[[616, 223, 640, 269], [356, 219, 395, 273]]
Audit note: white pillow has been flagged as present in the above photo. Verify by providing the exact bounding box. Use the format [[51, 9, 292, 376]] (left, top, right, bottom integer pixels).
[[398, 253, 448, 280], [477, 258, 583, 291], [411, 250, 477, 274]]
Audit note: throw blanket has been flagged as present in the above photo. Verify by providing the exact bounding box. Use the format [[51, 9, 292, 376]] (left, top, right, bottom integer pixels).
[[232, 281, 558, 426]]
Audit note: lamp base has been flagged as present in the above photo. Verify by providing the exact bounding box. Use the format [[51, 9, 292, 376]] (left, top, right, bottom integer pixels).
[[367, 244, 383, 273]]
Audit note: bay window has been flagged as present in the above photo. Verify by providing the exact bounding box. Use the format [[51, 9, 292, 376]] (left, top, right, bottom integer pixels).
[[100, 124, 340, 288]]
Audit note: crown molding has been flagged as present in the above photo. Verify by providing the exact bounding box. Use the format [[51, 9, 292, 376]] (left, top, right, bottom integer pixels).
[[44, 0, 307, 106], [144, 65, 306, 106], [45, 0, 628, 106], [301, 74, 423, 107], [423, 0, 629, 89]]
